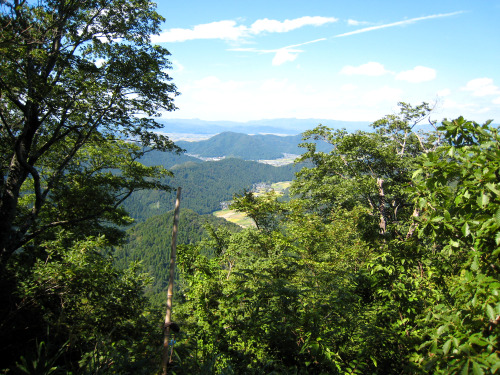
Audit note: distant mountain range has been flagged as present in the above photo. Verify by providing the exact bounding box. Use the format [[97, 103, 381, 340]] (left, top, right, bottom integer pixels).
[[157, 118, 371, 135], [175, 131, 333, 160]]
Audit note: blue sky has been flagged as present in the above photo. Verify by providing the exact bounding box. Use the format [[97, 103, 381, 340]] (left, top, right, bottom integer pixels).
[[152, 0, 500, 124]]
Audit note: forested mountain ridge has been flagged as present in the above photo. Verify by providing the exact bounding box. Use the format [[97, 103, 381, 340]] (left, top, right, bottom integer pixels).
[[122, 157, 301, 220], [123, 133, 316, 220], [176, 131, 333, 160], [114, 209, 240, 300], [138, 148, 202, 168]]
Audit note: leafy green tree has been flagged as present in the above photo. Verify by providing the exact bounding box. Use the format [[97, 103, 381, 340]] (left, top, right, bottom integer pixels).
[[230, 190, 284, 231], [292, 102, 438, 236], [0, 0, 181, 371], [409, 117, 500, 373], [352, 117, 500, 374], [173, 195, 374, 374], [6, 235, 162, 374], [0, 0, 179, 268], [169, 112, 499, 374], [0, 137, 176, 371], [34, 139, 172, 246]]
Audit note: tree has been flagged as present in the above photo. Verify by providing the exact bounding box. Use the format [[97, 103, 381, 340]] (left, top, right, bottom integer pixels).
[[409, 117, 500, 373], [5, 235, 162, 374], [230, 190, 284, 231], [172, 194, 376, 374], [292, 102, 438, 237], [0, 0, 180, 269], [167, 111, 498, 374]]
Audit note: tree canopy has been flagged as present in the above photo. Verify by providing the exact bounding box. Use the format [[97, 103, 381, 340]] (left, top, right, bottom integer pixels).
[[167, 112, 499, 374], [0, 0, 180, 268], [1, 6, 499, 370], [292, 102, 439, 234], [0, 1, 183, 372]]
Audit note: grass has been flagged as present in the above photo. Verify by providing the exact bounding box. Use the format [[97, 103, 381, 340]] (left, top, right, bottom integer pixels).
[[214, 209, 256, 228]]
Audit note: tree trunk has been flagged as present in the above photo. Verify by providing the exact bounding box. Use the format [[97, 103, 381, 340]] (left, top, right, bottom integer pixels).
[[162, 187, 181, 375], [377, 178, 386, 234], [406, 207, 420, 239], [0, 109, 40, 270]]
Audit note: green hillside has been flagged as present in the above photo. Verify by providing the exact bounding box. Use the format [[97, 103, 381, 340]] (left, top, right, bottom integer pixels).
[[122, 157, 301, 219], [138, 149, 202, 168], [176, 131, 332, 160], [114, 209, 241, 299]]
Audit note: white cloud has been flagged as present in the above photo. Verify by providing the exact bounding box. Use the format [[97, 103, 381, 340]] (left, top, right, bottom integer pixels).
[[335, 11, 464, 38], [440, 98, 462, 110], [191, 76, 247, 92], [167, 75, 408, 122], [340, 62, 389, 76], [151, 20, 247, 43], [229, 38, 326, 66], [152, 16, 336, 43], [171, 59, 185, 72], [272, 49, 301, 66], [192, 76, 221, 87], [439, 98, 495, 120], [260, 78, 290, 91], [171, 73, 500, 124], [476, 107, 492, 114], [462, 78, 500, 96], [280, 37, 327, 49], [250, 16, 337, 34], [396, 66, 436, 83]]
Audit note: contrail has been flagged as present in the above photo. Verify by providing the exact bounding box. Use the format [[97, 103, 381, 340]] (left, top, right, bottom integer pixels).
[[335, 11, 464, 37]]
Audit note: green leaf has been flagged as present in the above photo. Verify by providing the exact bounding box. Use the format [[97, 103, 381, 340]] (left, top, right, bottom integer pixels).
[[437, 324, 448, 335], [448, 146, 456, 157], [472, 361, 484, 375], [462, 222, 471, 237], [443, 339, 452, 355], [469, 336, 488, 346], [419, 198, 427, 209], [492, 360, 500, 372], [476, 192, 490, 208], [412, 168, 423, 179], [486, 183, 500, 196], [461, 360, 470, 375], [471, 256, 479, 271], [486, 304, 496, 321], [444, 210, 451, 221]]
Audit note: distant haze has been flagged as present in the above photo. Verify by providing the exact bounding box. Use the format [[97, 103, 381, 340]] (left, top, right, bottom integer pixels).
[[157, 118, 371, 136]]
